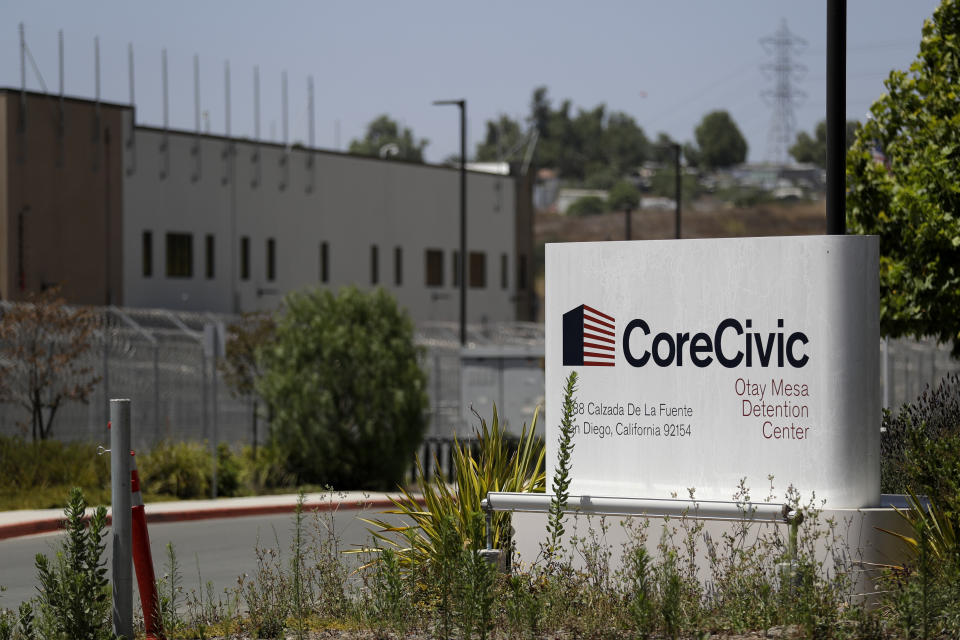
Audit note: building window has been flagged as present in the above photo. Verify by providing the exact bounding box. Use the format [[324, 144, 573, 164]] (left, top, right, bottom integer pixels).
[[142, 231, 153, 277], [452, 250, 460, 287], [240, 236, 250, 280], [165, 233, 193, 278], [500, 253, 508, 290], [266, 238, 276, 282], [205, 234, 215, 279], [425, 249, 444, 287], [394, 246, 403, 286], [319, 242, 329, 283], [370, 245, 379, 285], [518, 254, 528, 290], [469, 251, 486, 288]]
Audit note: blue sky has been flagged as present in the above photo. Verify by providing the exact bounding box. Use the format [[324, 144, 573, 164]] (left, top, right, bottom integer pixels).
[[0, 0, 942, 164]]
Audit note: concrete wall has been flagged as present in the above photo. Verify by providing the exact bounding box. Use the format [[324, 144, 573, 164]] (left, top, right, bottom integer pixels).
[[123, 127, 526, 323], [0, 90, 125, 304]]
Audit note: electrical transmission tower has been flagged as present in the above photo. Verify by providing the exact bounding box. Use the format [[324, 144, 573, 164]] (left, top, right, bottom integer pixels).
[[760, 20, 807, 165]]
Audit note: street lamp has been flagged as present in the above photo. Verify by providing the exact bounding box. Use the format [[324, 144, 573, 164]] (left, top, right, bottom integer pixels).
[[433, 99, 467, 346]]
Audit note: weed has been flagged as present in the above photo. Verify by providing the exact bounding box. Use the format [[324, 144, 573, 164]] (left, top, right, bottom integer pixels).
[[154, 542, 185, 636], [546, 371, 578, 562], [306, 489, 351, 619], [239, 530, 289, 639], [33, 487, 113, 640]]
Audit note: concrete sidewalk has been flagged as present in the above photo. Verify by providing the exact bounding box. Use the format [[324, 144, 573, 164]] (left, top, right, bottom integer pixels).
[[0, 491, 406, 541]]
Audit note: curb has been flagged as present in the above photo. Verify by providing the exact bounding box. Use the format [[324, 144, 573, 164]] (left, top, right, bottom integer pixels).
[[0, 497, 402, 542]]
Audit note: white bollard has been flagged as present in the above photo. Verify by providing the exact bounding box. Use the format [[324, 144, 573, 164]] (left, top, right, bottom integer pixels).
[[110, 399, 133, 640]]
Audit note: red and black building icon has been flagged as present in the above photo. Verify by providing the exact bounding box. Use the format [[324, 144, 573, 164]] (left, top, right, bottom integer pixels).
[[562, 304, 616, 366]]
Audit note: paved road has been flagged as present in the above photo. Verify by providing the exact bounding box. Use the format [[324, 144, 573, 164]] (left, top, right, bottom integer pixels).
[[0, 504, 406, 609]]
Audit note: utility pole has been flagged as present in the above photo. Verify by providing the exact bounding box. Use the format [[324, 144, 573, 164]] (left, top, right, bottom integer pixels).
[[826, 0, 847, 235], [761, 20, 807, 164]]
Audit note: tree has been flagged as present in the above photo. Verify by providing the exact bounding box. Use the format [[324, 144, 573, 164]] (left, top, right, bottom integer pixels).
[[692, 110, 748, 169], [847, 0, 960, 355], [257, 286, 428, 489], [607, 180, 640, 212], [220, 311, 276, 454], [0, 288, 100, 441], [651, 133, 680, 165], [790, 119, 860, 167], [348, 115, 428, 162], [475, 114, 525, 162]]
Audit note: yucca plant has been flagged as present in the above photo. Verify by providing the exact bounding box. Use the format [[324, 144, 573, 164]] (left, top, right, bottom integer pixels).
[[362, 405, 545, 568], [878, 489, 958, 563]]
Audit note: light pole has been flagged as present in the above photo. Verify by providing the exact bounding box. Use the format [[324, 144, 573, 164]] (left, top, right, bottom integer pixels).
[[433, 99, 467, 346]]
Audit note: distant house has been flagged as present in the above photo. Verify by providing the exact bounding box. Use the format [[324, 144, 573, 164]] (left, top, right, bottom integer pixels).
[[556, 188, 609, 215]]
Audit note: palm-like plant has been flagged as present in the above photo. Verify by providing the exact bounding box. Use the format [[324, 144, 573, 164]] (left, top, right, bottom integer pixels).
[[362, 405, 545, 568], [878, 489, 957, 563]]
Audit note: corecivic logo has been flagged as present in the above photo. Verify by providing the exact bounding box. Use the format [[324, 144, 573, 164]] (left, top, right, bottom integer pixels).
[[563, 306, 810, 369], [562, 305, 616, 366]]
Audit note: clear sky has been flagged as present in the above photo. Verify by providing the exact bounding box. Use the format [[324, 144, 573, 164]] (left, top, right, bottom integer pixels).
[[0, 0, 942, 164]]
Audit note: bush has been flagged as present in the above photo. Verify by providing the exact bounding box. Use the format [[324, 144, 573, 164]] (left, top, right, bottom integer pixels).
[[258, 286, 428, 490], [138, 440, 212, 499], [881, 372, 960, 498], [565, 195, 607, 216], [607, 180, 640, 212], [0, 436, 109, 510]]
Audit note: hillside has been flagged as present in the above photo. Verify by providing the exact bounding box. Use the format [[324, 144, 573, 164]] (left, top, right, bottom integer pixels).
[[532, 198, 828, 320]]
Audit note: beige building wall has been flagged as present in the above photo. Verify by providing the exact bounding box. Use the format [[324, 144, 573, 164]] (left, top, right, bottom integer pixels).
[[0, 90, 125, 305]]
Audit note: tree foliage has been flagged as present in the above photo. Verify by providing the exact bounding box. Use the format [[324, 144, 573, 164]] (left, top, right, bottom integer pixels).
[[566, 195, 607, 217], [349, 115, 428, 162], [607, 180, 641, 212], [846, 0, 960, 355], [474, 114, 525, 162], [257, 286, 428, 489], [526, 87, 649, 182], [789, 119, 860, 167], [219, 311, 275, 399], [691, 110, 747, 169], [0, 288, 100, 441]]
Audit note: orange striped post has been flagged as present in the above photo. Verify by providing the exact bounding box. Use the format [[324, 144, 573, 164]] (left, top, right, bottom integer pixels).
[[130, 452, 164, 640]]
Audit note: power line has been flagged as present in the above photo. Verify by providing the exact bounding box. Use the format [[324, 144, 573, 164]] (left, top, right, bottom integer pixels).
[[760, 19, 807, 164]]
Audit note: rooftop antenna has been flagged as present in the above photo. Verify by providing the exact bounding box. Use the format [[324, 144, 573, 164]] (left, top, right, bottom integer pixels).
[[192, 54, 201, 181], [222, 60, 231, 185], [57, 30, 65, 166], [306, 75, 315, 193], [93, 36, 101, 171], [251, 65, 260, 188], [160, 48, 169, 179], [126, 42, 136, 175], [279, 70, 288, 190]]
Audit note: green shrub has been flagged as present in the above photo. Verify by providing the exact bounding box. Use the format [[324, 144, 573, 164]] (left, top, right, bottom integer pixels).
[[881, 372, 960, 497], [258, 286, 428, 490], [138, 440, 212, 499], [0, 436, 109, 509], [565, 195, 607, 216]]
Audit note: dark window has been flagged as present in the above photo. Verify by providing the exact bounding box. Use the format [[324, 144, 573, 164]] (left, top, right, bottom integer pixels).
[[266, 238, 276, 282], [518, 254, 528, 290], [165, 233, 193, 278], [469, 251, 486, 288], [142, 231, 153, 277], [500, 253, 508, 289], [370, 245, 379, 285], [425, 249, 444, 287], [205, 234, 215, 279], [240, 236, 250, 280], [319, 242, 329, 283], [394, 246, 403, 286], [452, 250, 461, 287]]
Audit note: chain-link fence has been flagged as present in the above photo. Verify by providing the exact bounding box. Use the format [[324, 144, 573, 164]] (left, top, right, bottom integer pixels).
[[0, 302, 955, 453], [0, 306, 546, 454]]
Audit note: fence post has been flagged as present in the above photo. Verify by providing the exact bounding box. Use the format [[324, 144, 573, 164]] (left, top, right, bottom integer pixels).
[[110, 399, 133, 640]]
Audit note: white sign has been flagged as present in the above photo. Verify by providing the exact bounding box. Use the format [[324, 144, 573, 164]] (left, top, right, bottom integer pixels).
[[545, 235, 880, 509]]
